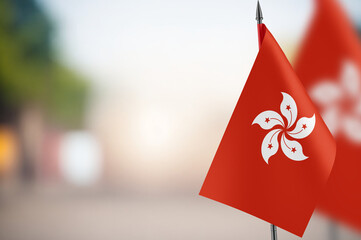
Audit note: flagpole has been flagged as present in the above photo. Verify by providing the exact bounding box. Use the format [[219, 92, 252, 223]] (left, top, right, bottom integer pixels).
[[329, 220, 338, 240], [256, 2, 278, 239], [270, 224, 278, 240], [256, 0, 266, 48]]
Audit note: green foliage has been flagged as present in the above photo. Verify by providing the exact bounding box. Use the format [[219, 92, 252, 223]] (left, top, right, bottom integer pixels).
[[47, 64, 89, 128], [0, 0, 88, 128]]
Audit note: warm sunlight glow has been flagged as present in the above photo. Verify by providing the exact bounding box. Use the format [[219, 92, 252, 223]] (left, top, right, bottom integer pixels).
[[135, 107, 173, 156]]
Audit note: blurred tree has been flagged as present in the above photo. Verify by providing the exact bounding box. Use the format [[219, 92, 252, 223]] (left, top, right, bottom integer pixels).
[[0, 0, 88, 181], [48, 64, 89, 128], [0, 0, 88, 128]]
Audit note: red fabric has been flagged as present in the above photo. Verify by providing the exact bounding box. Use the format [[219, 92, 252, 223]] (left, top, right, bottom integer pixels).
[[294, 0, 361, 230], [200, 26, 336, 237], [257, 23, 266, 48]]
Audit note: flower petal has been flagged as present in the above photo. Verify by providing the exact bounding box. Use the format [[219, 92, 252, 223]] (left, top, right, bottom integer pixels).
[[321, 107, 341, 136], [341, 60, 360, 99], [287, 114, 316, 139], [280, 133, 308, 161], [261, 129, 281, 164], [280, 92, 298, 128], [342, 115, 361, 143], [252, 110, 284, 129], [354, 98, 361, 116], [309, 81, 343, 106]]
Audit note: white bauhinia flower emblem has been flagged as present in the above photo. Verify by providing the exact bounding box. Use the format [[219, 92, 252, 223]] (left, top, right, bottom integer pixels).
[[309, 60, 361, 143], [252, 92, 316, 164]]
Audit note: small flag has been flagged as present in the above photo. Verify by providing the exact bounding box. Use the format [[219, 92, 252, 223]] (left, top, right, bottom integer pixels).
[[294, 0, 361, 230], [200, 26, 336, 237]]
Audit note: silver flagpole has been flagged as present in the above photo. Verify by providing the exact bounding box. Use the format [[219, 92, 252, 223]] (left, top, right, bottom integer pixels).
[[329, 221, 338, 240], [270, 224, 278, 240], [256, 2, 278, 239]]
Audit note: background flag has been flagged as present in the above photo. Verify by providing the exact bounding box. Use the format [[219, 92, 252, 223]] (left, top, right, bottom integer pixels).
[[294, 0, 361, 230], [200, 26, 336, 237]]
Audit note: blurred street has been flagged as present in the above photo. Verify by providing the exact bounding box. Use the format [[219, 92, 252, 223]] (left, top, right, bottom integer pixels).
[[0, 186, 360, 240]]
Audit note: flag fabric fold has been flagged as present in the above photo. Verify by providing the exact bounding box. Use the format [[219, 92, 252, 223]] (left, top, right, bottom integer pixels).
[[200, 26, 336, 237], [294, 0, 361, 230]]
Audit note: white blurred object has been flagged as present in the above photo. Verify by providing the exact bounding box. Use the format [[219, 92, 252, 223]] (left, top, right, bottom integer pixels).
[[135, 106, 174, 156], [309, 60, 361, 143], [59, 131, 102, 186]]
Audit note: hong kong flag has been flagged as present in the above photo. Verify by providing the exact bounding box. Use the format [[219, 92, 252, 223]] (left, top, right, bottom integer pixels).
[[294, 0, 361, 231], [200, 25, 336, 237]]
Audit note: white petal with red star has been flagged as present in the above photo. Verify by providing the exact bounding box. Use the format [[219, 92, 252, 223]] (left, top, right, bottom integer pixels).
[[280, 92, 298, 128], [261, 129, 282, 164], [252, 110, 284, 130], [287, 114, 316, 139], [280, 133, 308, 161]]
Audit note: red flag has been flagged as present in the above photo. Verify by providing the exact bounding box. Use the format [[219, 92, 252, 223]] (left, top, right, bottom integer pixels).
[[294, 0, 361, 230], [199, 26, 336, 237]]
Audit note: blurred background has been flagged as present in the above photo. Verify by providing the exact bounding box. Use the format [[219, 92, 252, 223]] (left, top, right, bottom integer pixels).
[[0, 0, 360, 239]]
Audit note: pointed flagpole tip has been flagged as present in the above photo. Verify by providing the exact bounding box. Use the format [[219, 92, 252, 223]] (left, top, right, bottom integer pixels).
[[256, 0, 263, 24]]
